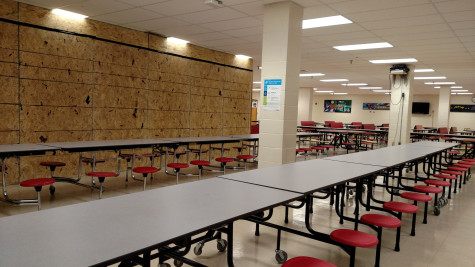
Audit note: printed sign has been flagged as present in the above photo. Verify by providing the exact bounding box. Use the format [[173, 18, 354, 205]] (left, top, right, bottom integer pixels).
[[263, 79, 282, 111], [363, 103, 390, 110]]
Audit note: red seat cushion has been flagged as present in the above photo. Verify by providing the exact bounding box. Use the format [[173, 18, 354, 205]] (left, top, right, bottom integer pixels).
[[433, 174, 457, 180], [424, 179, 450, 187], [167, 151, 186, 156], [300, 148, 313, 151], [215, 157, 234, 163], [330, 229, 378, 248], [142, 153, 158, 157], [20, 178, 55, 187], [236, 155, 254, 160], [167, 163, 189, 169], [459, 161, 475, 166], [311, 146, 325, 151], [40, 161, 66, 167], [322, 145, 334, 148], [447, 151, 460, 155], [192, 149, 209, 153], [87, 172, 116, 178], [82, 159, 106, 163], [283, 256, 336, 267], [401, 192, 432, 202], [383, 201, 418, 213], [463, 159, 475, 162], [361, 214, 401, 228], [414, 185, 442, 194], [120, 153, 134, 158], [296, 149, 306, 153], [442, 170, 463, 176], [448, 166, 468, 172], [133, 166, 159, 174], [190, 160, 211, 166], [342, 142, 354, 146]]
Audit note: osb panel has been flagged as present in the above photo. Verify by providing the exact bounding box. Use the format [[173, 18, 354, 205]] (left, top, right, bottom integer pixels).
[[0, 76, 18, 104], [189, 112, 222, 129], [0, 105, 19, 131], [0, 0, 17, 20], [90, 20, 148, 48], [223, 113, 250, 128], [152, 54, 190, 75], [163, 42, 192, 58], [2, 157, 20, 185], [223, 82, 251, 92], [0, 62, 18, 77], [20, 106, 92, 132], [189, 45, 222, 63], [22, 130, 92, 143], [94, 73, 146, 89], [189, 128, 222, 137], [223, 98, 250, 113], [0, 131, 19, 145], [149, 80, 190, 93], [148, 91, 190, 111], [20, 52, 93, 72], [0, 48, 17, 63], [221, 53, 253, 70], [94, 61, 147, 79], [191, 77, 223, 89], [189, 61, 223, 80], [93, 108, 145, 130], [93, 86, 147, 109], [147, 110, 189, 129], [190, 95, 222, 113], [0, 22, 18, 50], [93, 129, 146, 140], [148, 34, 166, 52], [20, 80, 93, 107], [191, 86, 221, 98], [223, 127, 250, 136], [20, 65, 94, 84], [94, 41, 148, 70], [222, 89, 250, 100], [19, 27, 93, 59], [150, 129, 190, 138], [224, 67, 253, 83]]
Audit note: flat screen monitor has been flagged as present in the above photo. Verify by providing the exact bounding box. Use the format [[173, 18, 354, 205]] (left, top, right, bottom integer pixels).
[[412, 102, 430, 114]]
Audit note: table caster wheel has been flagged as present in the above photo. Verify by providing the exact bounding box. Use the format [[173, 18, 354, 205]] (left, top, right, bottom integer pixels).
[[49, 185, 55, 195], [275, 250, 288, 264], [217, 239, 227, 252], [434, 206, 441, 216], [173, 259, 183, 267], [158, 264, 171, 267], [194, 242, 204, 255]]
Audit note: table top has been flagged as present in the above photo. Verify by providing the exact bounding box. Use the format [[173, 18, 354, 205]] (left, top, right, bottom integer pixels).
[[227, 134, 259, 141], [41, 139, 176, 152], [219, 159, 384, 194], [163, 136, 241, 145], [0, 178, 300, 267], [296, 132, 324, 137], [0, 143, 59, 157]]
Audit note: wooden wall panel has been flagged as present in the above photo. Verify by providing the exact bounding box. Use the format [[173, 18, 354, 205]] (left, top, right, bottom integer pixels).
[[21, 131, 92, 144], [0, 0, 17, 20], [0, 131, 19, 145], [93, 108, 146, 130], [20, 80, 93, 107], [20, 106, 92, 132], [148, 91, 190, 111], [0, 76, 18, 104]]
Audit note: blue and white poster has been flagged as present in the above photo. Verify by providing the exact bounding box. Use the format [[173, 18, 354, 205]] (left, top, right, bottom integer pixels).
[[263, 79, 282, 110]]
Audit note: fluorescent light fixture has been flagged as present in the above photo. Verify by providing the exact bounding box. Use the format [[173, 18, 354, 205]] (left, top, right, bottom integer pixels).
[[369, 58, 417, 64], [253, 81, 261, 84], [302, 15, 352, 29], [456, 92, 473, 95], [313, 88, 318, 90], [385, 93, 391, 95], [434, 86, 441, 89], [320, 79, 348, 82], [451, 86, 463, 88], [315, 90, 334, 93], [451, 93, 457, 95], [451, 89, 468, 92], [373, 90, 391, 93], [167, 37, 189, 44], [424, 82, 456, 85], [414, 76, 446, 80], [334, 42, 392, 51], [414, 69, 434, 73], [332, 92, 348, 95], [252, 89, 261, 91], [236, 54, 251, 59], [257, 66, 262, 70], [300, 73, 325, 77], [52, 9, 88, 19], [359, 86, 382, 90], [341, 83, 368, 86]]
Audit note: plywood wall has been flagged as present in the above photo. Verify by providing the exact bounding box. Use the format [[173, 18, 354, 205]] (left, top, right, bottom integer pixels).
[[0, 0, 252, 184]]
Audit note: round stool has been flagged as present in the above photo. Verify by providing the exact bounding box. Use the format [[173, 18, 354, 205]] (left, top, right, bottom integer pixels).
[[414, 185, 443, 215], [87, 172, 116, 199], [401, 191, 432, 227], [330, 229, 378, 267], [167, 163, 189, 184], [311, 146, 325, 155], [142, 153, 161, 180], [20, 178, 55, 210], [39, 161, 65, 195], [441, 170, 463, 193], [383, 201, 418, 251], [236, 155, 254, 170], [361, 214, 401, 267], [190, 160, 210, 179], [283, 256, 336, 267], [215, 157, 234, 174], [133, 166, 159, 190], [433, 173, 456, 199], [424, 179, 450, 205]]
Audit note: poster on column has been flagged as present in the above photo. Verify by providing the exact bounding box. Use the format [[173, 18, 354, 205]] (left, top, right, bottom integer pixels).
[[263, 79, 282, 110]]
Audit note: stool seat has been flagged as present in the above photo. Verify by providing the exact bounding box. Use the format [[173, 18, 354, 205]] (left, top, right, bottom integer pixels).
[[447, 151, 460, 155], [167, 163, 189, 169], [296, 149, 306, 153], [215, 157, 234, 163], [167, 151, 187, 156], [191, 149, 209, 154], [342, 142, 355, 146], [383, 201, 418, 213], [142, 153, 158, 157], [283, 256, 336, 267], [133, 166, 159, 174], [40, 161, 66, 167], [414, 185, 442, 194], [190, 160, 211, 166], [322, 145, 334, 148], [330, 229, 378, 248], [311, 146, 325, 151], [401, 192, 432, 202], [20, 178, 55, 188], [236, 155, 254, 160], [448, 166, 468, 172], [361, 214, 401, 228], [442, 170, 463, 176], [300, 148, 313, 151], [424, 179, 450, 187], [433, 173, 457, 180], [463, 158, 475, 162], [82, 159, 106, 163], [119, 153, 135, 158], [87, 172, 116, 177], [457, 162, 474, 167]]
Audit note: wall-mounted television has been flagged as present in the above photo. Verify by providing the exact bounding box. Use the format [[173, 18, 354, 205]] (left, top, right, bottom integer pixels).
[[412, 102, 430, 114]]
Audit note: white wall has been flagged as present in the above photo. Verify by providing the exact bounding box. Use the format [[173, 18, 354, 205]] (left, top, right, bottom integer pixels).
[[450, 95, 475, 130], [298, 88, 312, 123]]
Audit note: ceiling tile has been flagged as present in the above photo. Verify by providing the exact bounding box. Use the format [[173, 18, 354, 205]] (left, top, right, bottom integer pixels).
[[329, 0, 431, 14], [201, 16, 262, 31], [60, 0, 134, 17], [142, 0, 213, 16], [115, 0, 168, 7], [90, 7, 161, 24], [443, 10, 475, 22], [229, 1, 264, 16], [175, 7, 248, 24], [225, 26, 263, 38], [124, 17, 188, 32], [151, 25, 213, 37], [434, 0, 475, 13]]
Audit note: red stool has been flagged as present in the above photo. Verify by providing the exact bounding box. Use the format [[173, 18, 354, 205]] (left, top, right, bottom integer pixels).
[[433, 173, 457, 199], [133, 166, 159, 190], [342, 142, 355, 154], [296, 148, 308, 160], [39, 161, 65, 195], [215, 157, 234, 174], [441, 170, 463, 193], [190, 160, 210, 179], [424, 179, 450, 206], [20, 178, 55, 210], [321, 144, 335, 153], [236, 155, 254, 170], [383, 201, 418, 251], [400, 192, 432, 226], [87, 172, 116, 199], [311, 146, 325, 155], [448, 165, 469, 188], [414, 185, 443, 215], [142, 152, 161, 180], [166, 163, 189, 184], [330, 229, 378, 267], [361, 214, 401, 267], [282, 256, 336, 267]]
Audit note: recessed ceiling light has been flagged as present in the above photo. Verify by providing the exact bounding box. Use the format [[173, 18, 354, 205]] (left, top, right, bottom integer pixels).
[[52, 9, 88, 19], [369, 58, 417, 64], [385, 93, 391, 95], [451, 89, 468, 92], [373, 90, 391, 93], [424, 82, 456, 85], [359, 87, 382, 90], [315, 90, 334, 93], [300, 73, 325, 77], [236, 54, 251, 59], [302, 15, 352, 29], [253, 81, 261, 84], [451, 93, 457, 95], [320, 79, 348, 82], [332, 92, 348, 95], [252, 89, 261, 91], [341, 83, 368, 86], [414, 76, 446, 80], [456, 92, 473, 95], [167, 37, 189, 44], [434, 86, 441, 89], [313, 88, 318, 90], [334, 42, 392, 51], [451, 86, 463, 88], [414, 69, 434, 73]]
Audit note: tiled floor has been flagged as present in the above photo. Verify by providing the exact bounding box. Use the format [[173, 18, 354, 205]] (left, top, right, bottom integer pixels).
[[1, 146, 474, 267]]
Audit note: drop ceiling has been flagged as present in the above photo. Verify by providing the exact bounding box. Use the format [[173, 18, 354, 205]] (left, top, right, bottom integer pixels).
[[16, 0, 475, 95]]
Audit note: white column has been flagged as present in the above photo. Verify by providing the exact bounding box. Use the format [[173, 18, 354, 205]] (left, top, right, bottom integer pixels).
[[259, 1, 303, 168], [388, 65, 414, 146], [298, 88, 313, 123], [437, 86, 451, 128]]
